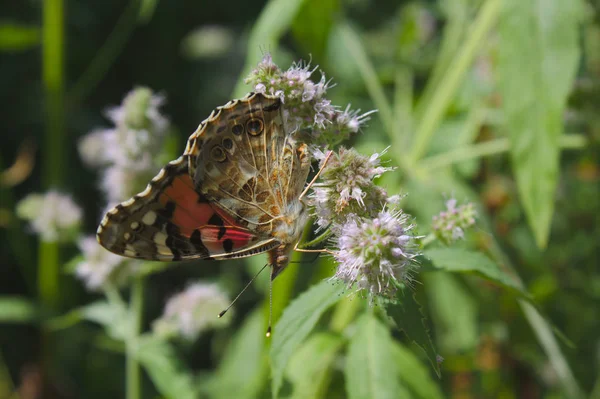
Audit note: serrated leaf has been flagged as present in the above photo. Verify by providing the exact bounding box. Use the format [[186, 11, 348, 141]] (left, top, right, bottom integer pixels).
[[345, 313, 409, 399], [392, 342, 444, 399], [286, 332, 343, 399], [206, 308, 267, 399], [425, 272, 478, 353], [271, 280, 345, 398], [385, 291, 440, 376], [0, 297, 38, 324], [498, 0, 583, 248], [422, 247, 529, 299], [136, 335, 197, 399]]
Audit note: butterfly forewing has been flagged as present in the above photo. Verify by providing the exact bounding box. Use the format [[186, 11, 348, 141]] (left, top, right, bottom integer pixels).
[[97, 92, 311, 275], [97, 157, 277, 261]]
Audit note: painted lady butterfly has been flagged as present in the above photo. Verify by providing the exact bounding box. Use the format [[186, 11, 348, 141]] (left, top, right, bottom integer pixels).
[[97, 92, 321, 282]]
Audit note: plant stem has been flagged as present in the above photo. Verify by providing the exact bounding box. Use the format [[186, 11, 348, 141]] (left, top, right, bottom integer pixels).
[[409, 0, 501, 164], [329, 296, 361, 334], [68, 0, 141, 105], [126, 278, 144, 399], [339, 24, 393, 134], [418, 134, 588, 172], [42, 0, 65, 189], [39, 1, 65, 391], [40, 0, 66, 313]]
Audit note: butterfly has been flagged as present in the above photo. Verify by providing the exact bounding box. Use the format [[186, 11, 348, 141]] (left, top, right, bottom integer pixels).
[[97, 92, 324, 283]]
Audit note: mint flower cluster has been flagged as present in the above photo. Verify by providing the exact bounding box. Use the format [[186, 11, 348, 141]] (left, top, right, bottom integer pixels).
[[309, 147, 397, 231], [314, 149, 419, 299], [334, 210, 418, 299], [432, 198, 477, 244], [244, 55, 420, 301], [16, 191, 82, 242], [152, 283, 231, 340], [245, 54, 374, 146], [78, 87, 170, 204], [73, 87, 172, 290]]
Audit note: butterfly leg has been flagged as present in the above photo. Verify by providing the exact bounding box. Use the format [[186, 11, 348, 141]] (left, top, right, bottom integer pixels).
[[298, 150, 333, 201], [292, 240, 334, 255]]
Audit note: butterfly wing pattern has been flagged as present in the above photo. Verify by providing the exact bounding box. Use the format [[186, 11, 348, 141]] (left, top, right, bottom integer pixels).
[[97, 93, 311, 278]]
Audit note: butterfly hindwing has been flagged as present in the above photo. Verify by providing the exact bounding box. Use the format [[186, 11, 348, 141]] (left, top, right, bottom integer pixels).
[[97, 156, 278, 261], [184, 92, 311, 234]]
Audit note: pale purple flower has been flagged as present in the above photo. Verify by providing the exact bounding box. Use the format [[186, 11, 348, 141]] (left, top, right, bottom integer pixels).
[[309, 147, 396, 230], [152, 283, 231, 340], [75, 236, 138, 290], [245, 54, 373, 145], [432, 198, 477, 244], [16, 191, 82, 242], [78, 87, 170, 203], [333, 210, 419, 300]]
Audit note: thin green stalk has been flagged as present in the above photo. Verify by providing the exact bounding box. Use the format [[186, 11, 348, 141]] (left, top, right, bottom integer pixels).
[[392, 66, 413, 149], [519, 302, 583, 399], [68, 0, 141, 105], [409, 0, 501, 164], [414, 5, 468, 121], [38, 241, 60, 309], [329, 296, 361, 334], [339, 24, 393, 134], [40, 0, 66, 313], [418, 134, 588, 172], [126, 278, 144, 399], [473, 201, 585, 398], [42, 0, 65, 188]]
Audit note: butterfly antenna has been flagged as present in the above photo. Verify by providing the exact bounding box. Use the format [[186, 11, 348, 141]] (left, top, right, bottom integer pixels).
[[266, 267, 274, 338], [218, 263, 269, 319]]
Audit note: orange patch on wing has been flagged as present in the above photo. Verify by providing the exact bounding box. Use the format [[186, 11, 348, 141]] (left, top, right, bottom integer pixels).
[[159, 174, 255, 252]]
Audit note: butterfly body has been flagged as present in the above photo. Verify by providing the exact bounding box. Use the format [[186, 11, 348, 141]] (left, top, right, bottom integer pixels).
[[97, 92, 311, 279]]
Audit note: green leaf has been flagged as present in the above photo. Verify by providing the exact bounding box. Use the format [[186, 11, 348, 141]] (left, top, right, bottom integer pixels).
[[0, 297, 38, 324], [345, 313, 409, 399], [285, 332, 343, 399], [422, 247, 530, 299], [233, 0, 309, 97], [385, 292, 440, 377], [425, 272, 478, 353], [498, 0, 583, 248], [0, 23, 40, 51], [79, 301, 128, 340], [291, 0, 339, 61], [206, 308, 268, 399], [271, 280, 345, 398], [138, 0, 159, 23], [392, 342, 444, 399], [136, 335, 197, 399]]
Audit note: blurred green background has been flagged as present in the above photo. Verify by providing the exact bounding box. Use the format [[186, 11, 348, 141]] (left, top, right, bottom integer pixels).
[[1, 0, 599, 398]]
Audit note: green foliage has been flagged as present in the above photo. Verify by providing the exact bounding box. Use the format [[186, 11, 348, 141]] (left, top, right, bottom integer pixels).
[[385, 292, 440, 376], [422, 247, 529, 299], [498, 0, 584, 248], [0, 297, 38, 324], [271, 280, 345, 398], [1, 0, 597, 398], [285, 332, 343, 399], [0, 24, 39, 51], [135, 335, 197, 399], [345, 313, 409, 399], [206, 309, 267, 399]]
